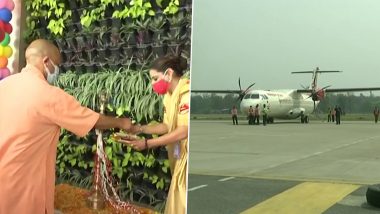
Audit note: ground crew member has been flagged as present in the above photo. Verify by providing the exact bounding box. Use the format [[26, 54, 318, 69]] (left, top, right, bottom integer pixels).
[[254, 104, 260, 125], [262, 104, 269, 126], [231, 105, 238, 125], [335, 105, 341, 125], [332, 107, 336, 123], [327, 107, 332, 122], [374, 107, 379, 123], [248, 106, 254, 125]]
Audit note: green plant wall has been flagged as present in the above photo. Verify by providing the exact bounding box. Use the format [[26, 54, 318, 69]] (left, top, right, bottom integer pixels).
[[24, 0, 192, 212]]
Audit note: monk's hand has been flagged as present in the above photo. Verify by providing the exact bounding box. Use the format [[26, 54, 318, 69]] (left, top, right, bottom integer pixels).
[[129, 124, 142, 134], [119, 138, 147, 151], [120, 118, 132, 131]]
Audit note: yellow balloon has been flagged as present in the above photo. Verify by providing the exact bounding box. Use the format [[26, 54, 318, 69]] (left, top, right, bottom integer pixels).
[[0, 46, 4, 56], [3, 46, 12, 58]]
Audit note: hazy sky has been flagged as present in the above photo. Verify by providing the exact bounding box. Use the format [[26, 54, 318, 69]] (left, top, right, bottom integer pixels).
[[191, 0, 380, 91]]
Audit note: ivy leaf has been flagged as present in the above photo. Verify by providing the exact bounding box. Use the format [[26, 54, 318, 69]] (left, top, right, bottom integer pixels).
[[70, 158, 77, 166], [116, 168, 123, 179], [105, 146, 113, 159], [156, 0, 163, 7], [143, 172, 149, 179], [122, 153, 131, 166], [148, 10, 155, 16], [116, 107, 124, 116]]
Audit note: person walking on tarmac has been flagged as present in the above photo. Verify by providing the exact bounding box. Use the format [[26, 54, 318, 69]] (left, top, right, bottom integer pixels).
[[335, 105, 341, 125], [374, 106, 380, 123], [231, 105, 238, 125], [254, 104, 260, 125], [248, 106, 254, 125], [327, 107, 332, 122], [262, 104, 269, 126]]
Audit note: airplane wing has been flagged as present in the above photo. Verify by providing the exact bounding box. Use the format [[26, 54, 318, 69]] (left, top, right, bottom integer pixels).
[[191, 90, 241, 94], [297, 87, 380, 93]]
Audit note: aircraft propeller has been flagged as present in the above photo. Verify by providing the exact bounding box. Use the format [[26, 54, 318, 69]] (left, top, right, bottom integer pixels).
[[237, 77, 255, 101]]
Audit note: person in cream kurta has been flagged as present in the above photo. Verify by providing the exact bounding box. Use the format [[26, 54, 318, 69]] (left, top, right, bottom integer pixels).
[[0, 39, 132, 214], [120, 55, 189, 214]]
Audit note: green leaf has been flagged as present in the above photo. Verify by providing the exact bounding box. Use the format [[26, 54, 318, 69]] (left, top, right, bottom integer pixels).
[[122, 153, 131, 166], [116, 106, 124, 116], [148, 10, 155, 16], [116, 168, 123, 179], [156, 0, 163, 7], [70, 158, 77, 166], [105, 146, 113, 159]]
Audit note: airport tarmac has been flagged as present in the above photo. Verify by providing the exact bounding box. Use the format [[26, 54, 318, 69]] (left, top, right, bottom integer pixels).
[[188, 120, 380, 214]]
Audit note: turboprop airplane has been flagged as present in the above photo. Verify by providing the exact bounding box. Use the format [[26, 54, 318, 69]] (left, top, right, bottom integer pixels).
[[192, 67, 380, 123]]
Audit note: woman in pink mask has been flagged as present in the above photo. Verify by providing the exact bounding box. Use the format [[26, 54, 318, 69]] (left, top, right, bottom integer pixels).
[[120, 55, 189, 214]]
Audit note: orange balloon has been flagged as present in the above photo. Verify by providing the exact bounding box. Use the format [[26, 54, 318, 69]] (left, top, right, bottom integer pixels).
[[0, 56, 7, 68]]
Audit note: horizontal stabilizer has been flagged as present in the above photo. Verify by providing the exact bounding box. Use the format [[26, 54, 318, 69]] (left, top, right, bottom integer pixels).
[[292, 70, 342, 74]]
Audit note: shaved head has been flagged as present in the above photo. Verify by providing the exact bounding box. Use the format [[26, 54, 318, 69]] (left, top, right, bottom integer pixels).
[[26, 39, 61, 64], [25, 39, 62, 77]]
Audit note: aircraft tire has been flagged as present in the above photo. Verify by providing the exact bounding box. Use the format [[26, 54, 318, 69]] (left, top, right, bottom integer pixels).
[[304, 116, 309, 124], [366, 184, 380, 208]]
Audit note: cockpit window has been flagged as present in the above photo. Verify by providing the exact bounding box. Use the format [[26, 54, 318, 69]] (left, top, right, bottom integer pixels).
[[250, 94, 260, 99], [261, 94, 268, 100]]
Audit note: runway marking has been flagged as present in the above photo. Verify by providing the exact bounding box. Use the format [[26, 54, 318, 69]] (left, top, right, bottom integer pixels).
[[240, 182, 360, 214], [188, 185, 208, 192], [218, 177, 235, 182]]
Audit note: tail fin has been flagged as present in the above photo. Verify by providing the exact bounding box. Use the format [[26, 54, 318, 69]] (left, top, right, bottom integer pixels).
[[292, 67, 342, 91]]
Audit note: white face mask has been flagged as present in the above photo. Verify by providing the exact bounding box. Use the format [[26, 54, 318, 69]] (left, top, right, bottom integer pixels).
[[44, 59, 60, 84]]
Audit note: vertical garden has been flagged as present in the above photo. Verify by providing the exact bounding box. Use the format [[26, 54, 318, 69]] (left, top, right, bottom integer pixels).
[[24, 0, 192, 211]]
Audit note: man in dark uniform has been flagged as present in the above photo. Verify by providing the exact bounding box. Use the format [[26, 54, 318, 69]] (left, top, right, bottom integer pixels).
[[374, 107, 379, 123], [335, 105, 341, 125]]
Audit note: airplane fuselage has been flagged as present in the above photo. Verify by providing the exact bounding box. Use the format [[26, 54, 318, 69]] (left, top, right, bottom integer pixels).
[[240, 89, 317, 119]]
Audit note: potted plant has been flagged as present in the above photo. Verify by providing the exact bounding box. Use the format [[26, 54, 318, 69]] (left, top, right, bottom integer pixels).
[[120, 21, 137, 45], [163, 27, 186, 55], [95, 25, 111, 49], [75, 33, 87, 52], [136, 43, 153, 62], [167, 10, 186, 30], [84, 62, 97, 73], [149, 15, 168, 42], [122, 43, 136, 57], [108, 46, 122, 63], [109, 27, 124, 48], [135, 19, 152, 45], [65, 30, 78, 51], [73, 63, 84, 73]]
